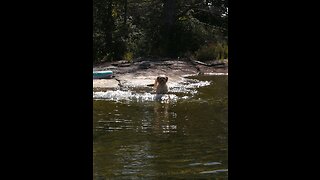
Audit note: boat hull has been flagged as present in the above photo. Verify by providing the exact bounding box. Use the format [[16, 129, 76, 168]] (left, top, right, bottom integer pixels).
[[93, 71, 113, 79]]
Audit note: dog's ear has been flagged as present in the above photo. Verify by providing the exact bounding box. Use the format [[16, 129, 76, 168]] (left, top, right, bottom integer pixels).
[[165, 77, 168, 82]]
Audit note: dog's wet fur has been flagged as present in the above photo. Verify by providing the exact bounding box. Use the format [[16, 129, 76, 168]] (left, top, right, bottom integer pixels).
[[154, 75, 169, 94]]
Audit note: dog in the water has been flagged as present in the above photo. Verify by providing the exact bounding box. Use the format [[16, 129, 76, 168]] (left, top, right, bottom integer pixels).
[[154, 75, 169, 94]]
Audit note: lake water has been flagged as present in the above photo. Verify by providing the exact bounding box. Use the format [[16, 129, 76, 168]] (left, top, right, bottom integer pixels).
[[93, 75, 228, 179]]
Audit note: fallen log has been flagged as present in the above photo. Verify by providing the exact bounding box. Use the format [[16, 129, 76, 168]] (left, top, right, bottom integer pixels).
[[191, 60, 226, 67]]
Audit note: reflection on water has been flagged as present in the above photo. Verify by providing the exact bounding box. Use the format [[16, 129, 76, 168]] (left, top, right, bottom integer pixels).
[[93, 75, 228, 179]]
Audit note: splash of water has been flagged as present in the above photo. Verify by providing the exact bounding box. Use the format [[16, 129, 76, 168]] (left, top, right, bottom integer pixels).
[[93, 90, 179, 102], [169, 79, 211, 95], [93, 78, 211, 102]]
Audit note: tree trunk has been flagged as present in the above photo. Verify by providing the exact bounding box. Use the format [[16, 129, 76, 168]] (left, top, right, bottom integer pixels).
[[163, 0, 176, 27], [162, 0, 177, 57], [124, 0, 127, 25], [104, 0, 113, 58]]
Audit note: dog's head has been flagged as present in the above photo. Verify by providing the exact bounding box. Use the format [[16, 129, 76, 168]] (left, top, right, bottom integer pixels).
[[157, 76, 168, 85]]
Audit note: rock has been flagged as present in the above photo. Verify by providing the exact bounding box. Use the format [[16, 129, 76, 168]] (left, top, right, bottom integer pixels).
[[111, 60, 130, 66], [138, 61, 151, 69], [93, 79, 119, 89], [118, 63, 131, 67], [104, 66, 117, 70]]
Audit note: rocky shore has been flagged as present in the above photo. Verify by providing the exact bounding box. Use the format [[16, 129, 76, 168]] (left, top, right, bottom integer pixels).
[[93, 58, 228, 91]]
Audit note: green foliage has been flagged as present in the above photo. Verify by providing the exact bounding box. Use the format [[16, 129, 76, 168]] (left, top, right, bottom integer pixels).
[[196, 42, 228, 61], [123, 52, 133, 61], [93, 0, 228, 62]]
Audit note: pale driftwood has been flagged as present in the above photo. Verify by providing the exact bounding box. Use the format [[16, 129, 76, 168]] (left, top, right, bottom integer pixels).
[[191, 60, 225, 67]]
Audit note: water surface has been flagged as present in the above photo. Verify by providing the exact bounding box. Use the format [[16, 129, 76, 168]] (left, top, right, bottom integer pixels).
[[93, 75, 228, 179]]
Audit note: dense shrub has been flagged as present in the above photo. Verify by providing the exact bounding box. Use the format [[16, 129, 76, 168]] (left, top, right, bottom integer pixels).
[[195, 42, 228, 61]]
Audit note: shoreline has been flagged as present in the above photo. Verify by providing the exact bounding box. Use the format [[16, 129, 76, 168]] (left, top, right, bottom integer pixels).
[[93, 58, 228, 91]]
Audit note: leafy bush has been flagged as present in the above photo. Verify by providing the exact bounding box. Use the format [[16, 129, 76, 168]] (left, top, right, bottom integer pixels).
[[195, 42, 228, 61], [123, 52, 133, 61]]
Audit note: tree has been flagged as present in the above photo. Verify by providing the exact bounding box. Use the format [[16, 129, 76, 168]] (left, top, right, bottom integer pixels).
[[93, 0, 228, 62]]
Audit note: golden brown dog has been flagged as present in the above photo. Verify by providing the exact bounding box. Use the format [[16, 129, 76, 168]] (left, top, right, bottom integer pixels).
[[154, 75, 169, 94]]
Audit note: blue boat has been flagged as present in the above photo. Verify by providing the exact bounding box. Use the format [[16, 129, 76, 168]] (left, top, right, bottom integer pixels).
[[93, 70, 113, 79]]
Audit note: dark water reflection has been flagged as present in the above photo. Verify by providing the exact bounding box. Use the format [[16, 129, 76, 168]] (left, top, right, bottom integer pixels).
[[93, 75, 228, 179]]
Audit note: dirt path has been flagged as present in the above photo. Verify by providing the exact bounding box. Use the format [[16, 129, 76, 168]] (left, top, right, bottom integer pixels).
[[93, 58, 228, 91]]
